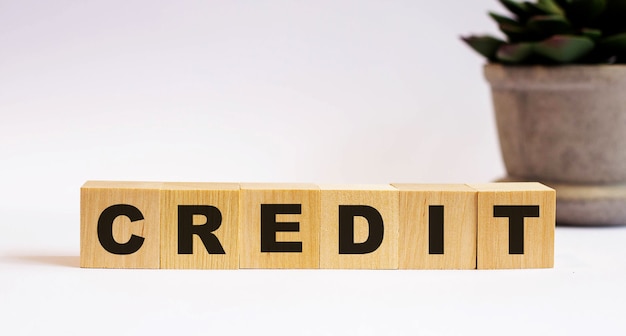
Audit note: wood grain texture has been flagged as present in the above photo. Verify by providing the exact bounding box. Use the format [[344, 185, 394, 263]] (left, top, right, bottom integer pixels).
[[160, 182, 240, 269], [469, 182, 555, 269], [393, 184, 477, 269], [239, 183, 320, 269], [80, 181, 162, 268], [319, 185, 399, 269]]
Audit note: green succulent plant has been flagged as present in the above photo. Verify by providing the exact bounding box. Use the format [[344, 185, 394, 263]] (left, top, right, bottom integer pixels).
[[462, 0, 626, 64]]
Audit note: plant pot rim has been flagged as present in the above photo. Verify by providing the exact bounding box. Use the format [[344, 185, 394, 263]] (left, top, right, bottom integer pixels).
[[484, 63, 626, 89], [484, 63, 626, 69]]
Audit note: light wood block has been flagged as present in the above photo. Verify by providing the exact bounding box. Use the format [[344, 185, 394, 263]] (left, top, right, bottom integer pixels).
[[239, 183, 320, 269], [319, 185, 399, 269], [392, 184, 477, 269], [160, 182, 240, 269], [80, 181, 162, 268], [469, 182, 556, 269]]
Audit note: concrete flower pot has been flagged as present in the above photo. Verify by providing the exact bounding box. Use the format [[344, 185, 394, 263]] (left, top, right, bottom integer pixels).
[[484, 64, 626, 225]]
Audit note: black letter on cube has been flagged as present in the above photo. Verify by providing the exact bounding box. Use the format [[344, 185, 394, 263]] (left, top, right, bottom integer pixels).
[[260, 204, 303, 253], [178, 205, 225, 254], [429, 205, 444, 254], [493, 205, 540, 254], [338, 205, 384, 254], [97, 204, 145, 255]]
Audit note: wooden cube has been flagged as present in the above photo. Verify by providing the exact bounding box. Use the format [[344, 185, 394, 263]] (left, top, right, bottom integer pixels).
[[80, 181, 162, 268], [393, 184, 477, 269], [469, 182, 556, 269], [239, 183, 320, 269], [319, 185, 399, 269], [160, 182, 240, 269]]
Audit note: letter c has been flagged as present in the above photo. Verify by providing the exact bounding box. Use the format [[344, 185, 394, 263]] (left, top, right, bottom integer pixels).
[[97, 204, 145, 255]]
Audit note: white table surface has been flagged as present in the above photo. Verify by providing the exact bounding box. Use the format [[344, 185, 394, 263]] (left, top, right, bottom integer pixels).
[[1, 212, 625, 336]]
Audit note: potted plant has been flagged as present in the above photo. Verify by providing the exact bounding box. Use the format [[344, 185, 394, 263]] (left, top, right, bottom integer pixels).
[[462, 0, 626, 225]]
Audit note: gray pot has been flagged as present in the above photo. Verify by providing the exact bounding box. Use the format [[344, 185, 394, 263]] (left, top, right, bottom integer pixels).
[[484, 64, 626, 225]]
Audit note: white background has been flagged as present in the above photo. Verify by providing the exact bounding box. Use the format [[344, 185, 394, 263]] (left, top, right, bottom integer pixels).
[[2, 1, 625, 335]]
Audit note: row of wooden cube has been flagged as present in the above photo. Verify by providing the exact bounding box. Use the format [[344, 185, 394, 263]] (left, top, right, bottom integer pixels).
[[80, 181, 555, 269]]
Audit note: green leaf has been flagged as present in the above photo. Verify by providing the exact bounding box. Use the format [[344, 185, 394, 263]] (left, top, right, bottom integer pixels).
[[461, 35, 506, 61], [499, 21, 536, 42], [524, 2, 548, 15], [489, 12, 519, 26], [499, 21, 527, 34], [599, 33, 626, 53], [497, 43, 534, 63], [537, 0, 566, 15], [499, 0, 531, 21], [525, 0, 564, 16], [581, 28, 602, 41], [562, 0, 606, 25], [527, 15, 572, 35], [534, 35, 594, 63]]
